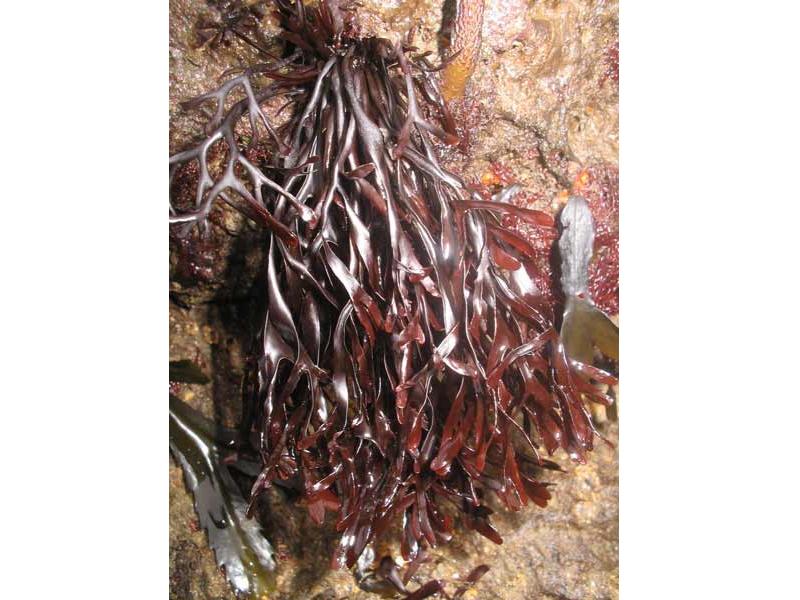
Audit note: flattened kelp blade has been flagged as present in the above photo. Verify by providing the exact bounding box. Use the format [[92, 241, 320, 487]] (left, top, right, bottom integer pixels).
[[558, 195, 619, 364], [169, 395, 276, 599], [561, 296, 619, 363], [169, 359, 211, 384]]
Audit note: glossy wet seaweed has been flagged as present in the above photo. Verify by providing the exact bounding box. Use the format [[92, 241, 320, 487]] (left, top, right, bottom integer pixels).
[[170, 0, 616, 578], [169, 395, 277, 597]]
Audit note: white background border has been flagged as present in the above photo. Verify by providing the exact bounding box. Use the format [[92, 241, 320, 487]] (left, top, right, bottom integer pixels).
[[2, 1, 799, 598]]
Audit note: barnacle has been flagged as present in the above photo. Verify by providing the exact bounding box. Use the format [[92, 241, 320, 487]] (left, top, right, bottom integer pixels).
[[170, 0, 616, 582]]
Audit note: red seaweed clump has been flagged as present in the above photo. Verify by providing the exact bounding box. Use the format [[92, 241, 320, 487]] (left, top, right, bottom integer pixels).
[[599, 40, 619, 89], [193, 0, 271, 52], [169, 0, 615, 572], [470, 162, 560, 307], [577, 164, 619, 315]]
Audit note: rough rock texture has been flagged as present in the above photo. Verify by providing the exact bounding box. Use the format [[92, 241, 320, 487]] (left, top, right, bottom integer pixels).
[[169, 0, 618, 598]]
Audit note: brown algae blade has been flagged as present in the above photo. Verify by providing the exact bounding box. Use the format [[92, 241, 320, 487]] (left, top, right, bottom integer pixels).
[[169, 395, 276, 598]]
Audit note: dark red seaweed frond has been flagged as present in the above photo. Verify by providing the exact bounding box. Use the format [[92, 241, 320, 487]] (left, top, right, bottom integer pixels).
[[169, 0, 614, 571]]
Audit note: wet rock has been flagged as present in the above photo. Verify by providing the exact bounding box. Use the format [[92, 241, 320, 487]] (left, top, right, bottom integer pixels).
[[482, 0, 530, 52], [169, 206, 266, 306], [486, 0, 619, 166]]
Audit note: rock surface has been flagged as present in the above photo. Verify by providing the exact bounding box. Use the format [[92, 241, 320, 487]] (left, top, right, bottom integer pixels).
[[169, 0, 618, 598]]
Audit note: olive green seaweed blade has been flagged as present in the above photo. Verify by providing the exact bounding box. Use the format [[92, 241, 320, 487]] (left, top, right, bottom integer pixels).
[[561, 297, 619, 363], [557, 194, 619, 364], [169, 359, 212, 384], [169, 395, 277, 599]]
